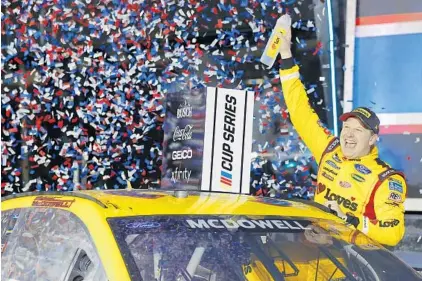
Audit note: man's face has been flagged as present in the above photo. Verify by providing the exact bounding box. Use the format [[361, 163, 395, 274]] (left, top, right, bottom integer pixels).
[[340, 117, 377, 159]]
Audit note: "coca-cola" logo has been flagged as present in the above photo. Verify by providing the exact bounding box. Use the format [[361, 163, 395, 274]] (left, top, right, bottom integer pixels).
[[173, 125, 193, 142]]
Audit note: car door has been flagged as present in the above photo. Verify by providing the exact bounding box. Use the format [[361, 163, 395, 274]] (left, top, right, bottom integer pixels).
[[1, 207, 108, 281]]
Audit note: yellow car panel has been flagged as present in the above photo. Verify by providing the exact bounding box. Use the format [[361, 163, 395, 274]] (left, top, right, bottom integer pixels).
[[1, 190, 341, 281], [2, 190, 421, 281]]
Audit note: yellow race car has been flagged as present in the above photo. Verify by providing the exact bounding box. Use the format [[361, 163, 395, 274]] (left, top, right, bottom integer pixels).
[[2, 190, 421, 281]]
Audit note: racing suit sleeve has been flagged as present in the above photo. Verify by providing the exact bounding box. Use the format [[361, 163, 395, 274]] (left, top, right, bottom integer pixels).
[[279, 59, 334, 164], [360, 174, 406, 247]]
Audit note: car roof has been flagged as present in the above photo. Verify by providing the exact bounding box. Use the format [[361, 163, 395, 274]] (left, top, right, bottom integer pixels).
[[1, 190, 339, 221]]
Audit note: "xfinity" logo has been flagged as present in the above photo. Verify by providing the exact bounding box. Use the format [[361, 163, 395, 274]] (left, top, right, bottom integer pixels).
[[171, 167, 192, 183], [172, 149, 193, 160]]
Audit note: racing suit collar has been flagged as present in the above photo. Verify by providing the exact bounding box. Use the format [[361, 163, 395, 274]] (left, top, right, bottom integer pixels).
[[342, 146, 378, 162]]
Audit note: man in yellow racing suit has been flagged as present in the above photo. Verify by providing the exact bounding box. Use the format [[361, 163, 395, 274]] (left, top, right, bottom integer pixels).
[[275, 15, 406, 247]]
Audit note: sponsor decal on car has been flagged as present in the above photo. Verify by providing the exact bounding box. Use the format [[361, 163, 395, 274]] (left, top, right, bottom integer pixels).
[[354, 164, 371, 175], [379, 219, 400, 228], [351, 173, 365, 183], [326, 160, 340, 170], [32, 196, 75, 208], [388, 180, 403, 193], [126, 222, 161, 229], [185, 218, 310, 231], [339, 181, 351, 188]]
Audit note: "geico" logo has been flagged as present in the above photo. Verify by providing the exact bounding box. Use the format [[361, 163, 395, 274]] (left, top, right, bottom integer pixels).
[[379, 219, 400, 228], [172, 149, 193, 160]]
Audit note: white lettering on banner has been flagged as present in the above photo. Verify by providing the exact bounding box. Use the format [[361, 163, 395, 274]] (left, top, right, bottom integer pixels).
[[173, 125, 193, 142], [177, 100, 193, 119], [171, 167, 192, 183], [185, 219, 310, 230], [172, 149, 193, 160], [221, 95, 237, 175]]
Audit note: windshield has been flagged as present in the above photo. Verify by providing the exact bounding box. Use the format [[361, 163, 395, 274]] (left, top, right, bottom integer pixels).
[[109, 216, 421, 281]]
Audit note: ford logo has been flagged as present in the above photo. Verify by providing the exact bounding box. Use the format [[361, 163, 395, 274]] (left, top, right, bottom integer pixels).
[[354, 164, 371, 175], [126, 222, 161, 229]]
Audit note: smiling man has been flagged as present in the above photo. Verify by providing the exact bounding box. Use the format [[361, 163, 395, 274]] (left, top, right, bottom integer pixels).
[[275, 15, 406, 246]]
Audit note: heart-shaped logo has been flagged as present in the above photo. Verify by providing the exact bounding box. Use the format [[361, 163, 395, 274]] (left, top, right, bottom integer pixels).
[[351, 197, 356, 201], [317, 183, 326, 194]]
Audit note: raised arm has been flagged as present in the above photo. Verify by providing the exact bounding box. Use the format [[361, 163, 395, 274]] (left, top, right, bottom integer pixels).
[[276, 15, 334, 163]]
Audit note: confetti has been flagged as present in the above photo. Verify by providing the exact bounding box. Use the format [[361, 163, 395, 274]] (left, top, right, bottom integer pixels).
[[2, 0, 330, 200]]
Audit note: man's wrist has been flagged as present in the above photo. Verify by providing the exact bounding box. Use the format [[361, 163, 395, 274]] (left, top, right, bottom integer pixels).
[[280, 57, 295, 70]]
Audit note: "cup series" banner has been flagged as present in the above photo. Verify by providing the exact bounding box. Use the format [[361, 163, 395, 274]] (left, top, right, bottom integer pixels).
[[161, 87, 254, 194], [201, 87, 254, 194]]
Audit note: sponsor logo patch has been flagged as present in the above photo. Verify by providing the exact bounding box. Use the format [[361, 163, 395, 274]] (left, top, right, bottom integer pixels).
[[379, 219, 400, 228], [339, 181, 351, 188], [388, 192, 402, 203], [326, 160, 340, 170], [351, 173, 365, 183], [379, 169, 395, 181], [322, 172, 334, 181], [354, 164, 371, 175], [323, 167, 338, 176], [353, 108, 371, 118], [323, 188, 358, 211], [326, 138, 340, 153], [389, 181, 403, 193], [316, 183, 327, 194], [332, 154, 342, 163]]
